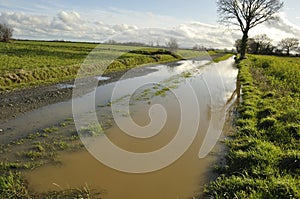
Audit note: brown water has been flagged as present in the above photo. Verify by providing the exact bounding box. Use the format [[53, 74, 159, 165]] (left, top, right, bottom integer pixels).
[[22, 57, 238, 199]]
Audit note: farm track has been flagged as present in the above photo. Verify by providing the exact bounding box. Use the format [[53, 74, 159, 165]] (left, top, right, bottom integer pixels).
[[0, 68, 145, 123], [0, 53, 226, 123]]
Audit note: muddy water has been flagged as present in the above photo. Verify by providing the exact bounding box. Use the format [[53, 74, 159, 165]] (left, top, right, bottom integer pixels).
[[23, 57, 238, 199]]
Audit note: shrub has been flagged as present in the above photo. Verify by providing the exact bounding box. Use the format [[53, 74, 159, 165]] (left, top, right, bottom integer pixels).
[[0, 23, 13, 42]]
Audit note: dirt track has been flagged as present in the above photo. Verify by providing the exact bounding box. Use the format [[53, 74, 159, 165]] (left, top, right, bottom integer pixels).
[[0, 70, 131, 123], [0, 53, 227, 123]]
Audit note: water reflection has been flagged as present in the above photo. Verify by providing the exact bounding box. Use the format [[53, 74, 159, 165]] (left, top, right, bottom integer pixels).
[[23, 57, 237, 199]]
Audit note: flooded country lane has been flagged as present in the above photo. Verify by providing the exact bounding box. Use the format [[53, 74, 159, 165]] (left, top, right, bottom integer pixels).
[[0, 56, 238, 199]]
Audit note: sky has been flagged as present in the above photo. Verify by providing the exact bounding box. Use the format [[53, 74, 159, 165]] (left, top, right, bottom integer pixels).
[[0, 0, 299, 48]]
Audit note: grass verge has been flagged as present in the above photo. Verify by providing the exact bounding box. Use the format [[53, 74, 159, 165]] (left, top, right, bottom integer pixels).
[[213, 53, 235, 63], [204, 55, 300, 198]]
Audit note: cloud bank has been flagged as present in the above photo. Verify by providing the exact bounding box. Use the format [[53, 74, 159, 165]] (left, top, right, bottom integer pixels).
[[0, 11, 299, 49]]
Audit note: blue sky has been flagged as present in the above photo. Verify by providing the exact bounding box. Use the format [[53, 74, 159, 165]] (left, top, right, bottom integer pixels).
[[0, 0, 218, 22], [1, 0, 299, 25], [0, 0, 299, 48]]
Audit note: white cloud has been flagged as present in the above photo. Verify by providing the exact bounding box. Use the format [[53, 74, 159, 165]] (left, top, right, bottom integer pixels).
[[251, 12, 300, 44], [0, 10, 299, 49], [50, 11, 88, 32], [57, 11, 83, 25]]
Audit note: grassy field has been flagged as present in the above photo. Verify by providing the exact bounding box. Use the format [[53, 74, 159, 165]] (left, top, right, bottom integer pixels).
[[205, 55, 300, 198], [0, 40, 218, 91]]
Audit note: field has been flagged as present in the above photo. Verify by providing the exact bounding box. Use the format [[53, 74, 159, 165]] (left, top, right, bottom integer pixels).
[[205, 55, 300, 198], [0, 40, 217, 91], [0, 40, 234, 198]]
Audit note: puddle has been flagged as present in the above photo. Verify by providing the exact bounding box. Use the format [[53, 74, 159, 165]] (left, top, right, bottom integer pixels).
[[95, 76, 111, 81], [56, 76, 110, 90], [2, 57, 238, 199], [56, 84, 76, 89]]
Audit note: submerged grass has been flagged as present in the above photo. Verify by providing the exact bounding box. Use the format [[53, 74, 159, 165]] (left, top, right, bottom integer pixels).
[[0, 113, 112, 198], [0, 171, 99, 199], [205, 55, 300, 198], [0, 102, 116, 198]]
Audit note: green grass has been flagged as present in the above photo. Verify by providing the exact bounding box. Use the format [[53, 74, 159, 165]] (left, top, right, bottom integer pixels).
[[205, 55, 300, 198], [177, 49, 209, 59], [79, 123, 104, 137], [0, 171, 98, 199], [213, 53, 234, 62], [0, 172, 30, 199], [104, 48, 183, 74], [39, 183, 99, 199], [0, 40, 208, 91]]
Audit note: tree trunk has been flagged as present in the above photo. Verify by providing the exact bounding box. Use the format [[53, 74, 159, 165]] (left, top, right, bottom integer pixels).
[[287, 47, 290, 56], [240, 31, 249, 59]]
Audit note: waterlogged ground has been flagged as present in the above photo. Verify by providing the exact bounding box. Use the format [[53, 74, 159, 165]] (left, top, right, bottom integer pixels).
[[0, 57, 238, 199]]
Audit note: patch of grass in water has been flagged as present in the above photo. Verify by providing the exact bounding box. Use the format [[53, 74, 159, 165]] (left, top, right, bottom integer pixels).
[[40, 183, 101, 199], [79, 123, 104, 137], [0, 172, 30, 199], [0, 171, 100, 199], [181, 72, 192, 78], [154, 87, 170, 97], [0, 115, 106, 198]]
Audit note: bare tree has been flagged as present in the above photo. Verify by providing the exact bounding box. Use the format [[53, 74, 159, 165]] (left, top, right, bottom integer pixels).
[[106, 39, 117, 44], [279, 37, 299, 56], [0, 23, 13, 42], [193, 44, 205, 51], [254, 34, 272, 53], [166, 38, 179, 52], [217, 0, 283, 59]]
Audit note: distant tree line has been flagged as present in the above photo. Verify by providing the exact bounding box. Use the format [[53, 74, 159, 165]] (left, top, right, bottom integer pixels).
[[235, 34, 300, 56], [105, 38, 180, 52], [278, 38, 299, 55], [105, 39, 149, 47]]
